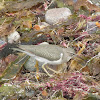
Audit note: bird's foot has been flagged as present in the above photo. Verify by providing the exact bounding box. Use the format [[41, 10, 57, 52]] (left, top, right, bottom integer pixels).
[[46, 66, 61, 74]]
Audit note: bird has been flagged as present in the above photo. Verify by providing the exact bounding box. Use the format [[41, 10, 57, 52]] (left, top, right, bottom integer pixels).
[[0, 42, 75, 77]]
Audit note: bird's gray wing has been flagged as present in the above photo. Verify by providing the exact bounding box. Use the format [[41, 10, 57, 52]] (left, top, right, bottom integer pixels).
[[19, 45, 63, 61]]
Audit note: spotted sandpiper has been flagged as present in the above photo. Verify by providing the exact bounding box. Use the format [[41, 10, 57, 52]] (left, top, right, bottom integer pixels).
[[12, 42, 75, 77]]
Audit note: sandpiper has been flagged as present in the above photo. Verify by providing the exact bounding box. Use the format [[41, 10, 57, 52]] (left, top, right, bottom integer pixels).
[[13, 42, 75, 77]]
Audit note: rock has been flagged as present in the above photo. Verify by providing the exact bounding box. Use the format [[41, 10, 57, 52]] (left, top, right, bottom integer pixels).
[[24, 57, 43, 72], [88, 0, 100, 7], [95, 12, 100, 15], [0, 39, 6, 47], [8, 31, 20, 43], [86, 22, 98, 34], [45, 8, 72, 25]]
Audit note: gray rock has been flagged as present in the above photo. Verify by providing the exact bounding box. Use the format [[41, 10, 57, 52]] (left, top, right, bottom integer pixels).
[[95, 12, 100, 15], [88, 0, 100, 7], [24, 57, 43, 72], [86, 22, 98, 34], [45, 8, 72, 25]]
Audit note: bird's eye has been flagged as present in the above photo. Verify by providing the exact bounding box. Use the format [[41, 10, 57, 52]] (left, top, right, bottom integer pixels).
[[70, 53, 74, 56], [70, 52, 75, 57]]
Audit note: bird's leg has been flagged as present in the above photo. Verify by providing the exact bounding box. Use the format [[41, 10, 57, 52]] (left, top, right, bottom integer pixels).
[[77, 42, 85, 55], [42, 63, 53, 77], [70, 42, 85, 70], [34, 60, 39, 79], [46, 65, 61, 74]]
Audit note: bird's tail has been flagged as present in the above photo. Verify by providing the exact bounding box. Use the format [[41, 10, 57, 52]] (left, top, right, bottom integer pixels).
[[0, 43, 19, 59]]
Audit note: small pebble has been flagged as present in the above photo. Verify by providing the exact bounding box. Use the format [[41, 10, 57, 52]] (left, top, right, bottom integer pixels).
[[45, 7, 72, 25], [8, 31, 20, 43]]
